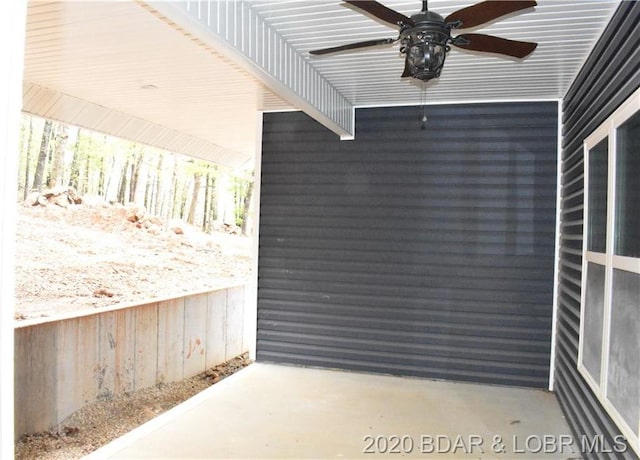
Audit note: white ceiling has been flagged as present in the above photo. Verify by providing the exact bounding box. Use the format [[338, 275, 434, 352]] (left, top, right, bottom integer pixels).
[[23, 0, 292, 169], [251, 0, 621, 105], [22, 0, 621, 167]]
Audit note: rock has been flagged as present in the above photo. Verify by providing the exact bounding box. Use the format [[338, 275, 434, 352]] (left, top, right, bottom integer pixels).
[[49, 194, 69, 208], [24, 192, 41, 206], [63, 426, 80, 437], [67, 187, 83, 204], [125, 204, 146, 223], [92, 288, 114, 298], [27, 187, 83, 208]]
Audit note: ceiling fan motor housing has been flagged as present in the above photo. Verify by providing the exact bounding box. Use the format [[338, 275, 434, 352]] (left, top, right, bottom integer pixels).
[[400, 11, 451, 81]]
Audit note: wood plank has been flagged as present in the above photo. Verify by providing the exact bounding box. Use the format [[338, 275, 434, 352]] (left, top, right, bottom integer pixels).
[[206, 290, 227, 368], [55, 317, 99, 423], [225, 286, 245, 360], [157, 298, 184, 383], [97, 311, 116, 399], [114, 309, 136, 394], [183, 293, 207, 378], [133, 303, 158, 390], [14, 323, 58, 436]]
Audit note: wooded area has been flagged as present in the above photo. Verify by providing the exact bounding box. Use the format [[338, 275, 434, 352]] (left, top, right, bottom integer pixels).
[[17, 115, 255, 234]]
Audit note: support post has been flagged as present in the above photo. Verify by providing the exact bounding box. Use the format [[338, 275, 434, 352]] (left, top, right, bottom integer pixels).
[[0, 0, 27, 455]]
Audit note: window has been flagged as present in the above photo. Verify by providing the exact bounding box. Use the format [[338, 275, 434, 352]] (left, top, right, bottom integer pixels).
[[579, 87, 640, 456]]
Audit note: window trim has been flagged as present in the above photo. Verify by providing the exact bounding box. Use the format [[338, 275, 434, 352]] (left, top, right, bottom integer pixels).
[[578, 86, 640, 455]]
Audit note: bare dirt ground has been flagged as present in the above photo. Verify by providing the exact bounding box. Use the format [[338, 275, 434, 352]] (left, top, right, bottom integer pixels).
[[15, 199, 254, 320], [15, 353, 252, 460], [14, 199, 255, 458]]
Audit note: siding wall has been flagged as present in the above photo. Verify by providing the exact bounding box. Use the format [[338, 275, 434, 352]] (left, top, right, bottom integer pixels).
[[556, 2, 640, 458], [258, 102, 558, 388]]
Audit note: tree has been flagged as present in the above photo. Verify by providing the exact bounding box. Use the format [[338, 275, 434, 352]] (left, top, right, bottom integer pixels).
[[153, 152, 166, 217], [97, 136, 109, 196], [129, 148, 144, 204], [32, 119, 52, 192], [202, 171, 211, 232], [22, 118, 33, 199], [17, 115, 255, 241], [240, 179, 254, 235], [170, 155, 179, 219], [187, 172, 202, 225], [178, 179, 189, 220], [117, 155, 130, 204], [83, 138, 91, 195], [216, 172, 235, 226], [47, 123, 69, 189]]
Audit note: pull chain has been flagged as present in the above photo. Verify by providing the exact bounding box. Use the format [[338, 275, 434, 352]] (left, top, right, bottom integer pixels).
[[420, 83, 428, 130]]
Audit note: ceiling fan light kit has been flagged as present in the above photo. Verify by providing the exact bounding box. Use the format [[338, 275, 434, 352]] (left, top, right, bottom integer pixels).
[[400, 10, 450, 81], [310, 0, 538, 82]]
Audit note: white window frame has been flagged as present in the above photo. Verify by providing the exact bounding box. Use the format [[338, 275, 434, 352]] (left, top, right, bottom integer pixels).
[[578, 86, 640, 456]]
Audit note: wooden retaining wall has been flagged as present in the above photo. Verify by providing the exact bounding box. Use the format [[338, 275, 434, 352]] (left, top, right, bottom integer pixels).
[[14, 285, 250, 438]]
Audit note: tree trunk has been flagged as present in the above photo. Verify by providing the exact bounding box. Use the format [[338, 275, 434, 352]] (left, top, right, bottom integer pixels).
[[32, 119, 52, 192], [170, 155, 180, 220], [209, 172, 217, 226], [22, 118, 34, 200], [129, 149, 144, 204], [154, 153, 165, 217], [145, 156, 155, 212], [216, 172, 235, 225], [117, 156, 130, 204], [241, 180, 254, 236], [45, 123, 57, 186], [83, 139, 91, 195], [97, 136, 108, 196], [202, 171, 210, 232], [178, 180, 188, 220], [97, 156, 105, 196], [187, 172, 202, 225], [161, 155, 173, 223], [47, 123, 69, 189], [68, 127, 82, 190]]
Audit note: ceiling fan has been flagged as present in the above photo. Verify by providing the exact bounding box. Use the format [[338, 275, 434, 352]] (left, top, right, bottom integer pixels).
[[309, 0, 538, 82]]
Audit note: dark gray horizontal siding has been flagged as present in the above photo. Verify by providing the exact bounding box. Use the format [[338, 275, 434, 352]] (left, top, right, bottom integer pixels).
[[556, 2, 640, 458], [258, 102, 558, 388]]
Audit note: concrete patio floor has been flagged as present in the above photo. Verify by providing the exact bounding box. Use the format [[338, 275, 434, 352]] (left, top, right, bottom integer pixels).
[[86, 363, 579, 459]]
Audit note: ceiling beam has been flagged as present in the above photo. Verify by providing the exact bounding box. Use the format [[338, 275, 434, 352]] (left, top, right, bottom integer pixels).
[[144, 1, 355, 140]]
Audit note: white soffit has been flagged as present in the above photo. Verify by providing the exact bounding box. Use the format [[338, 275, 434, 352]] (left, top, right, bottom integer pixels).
[[23, 0, 622, 150], [249, 0, 622, 106], [147, 0, 356, 138], [23, 0, 293, 169]]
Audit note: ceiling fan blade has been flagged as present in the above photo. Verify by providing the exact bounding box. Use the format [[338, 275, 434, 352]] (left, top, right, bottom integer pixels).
[[344, 1, 415, 28], [310, 38, 395, 56], [445, 1, 537, 29], [452, 33, 537, 58]]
